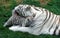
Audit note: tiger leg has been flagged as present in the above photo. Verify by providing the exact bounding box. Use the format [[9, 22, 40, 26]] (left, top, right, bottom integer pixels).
[[9, 26, 32, 33]]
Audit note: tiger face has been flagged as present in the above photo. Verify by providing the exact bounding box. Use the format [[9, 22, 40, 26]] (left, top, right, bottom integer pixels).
[[4, 4, 38, 27], [13, 5, 35, 27]]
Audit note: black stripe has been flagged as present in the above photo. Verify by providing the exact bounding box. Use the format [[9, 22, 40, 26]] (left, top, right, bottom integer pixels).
[[38, 9, 51, 31], [53, 17, 59, 35], [47, 13, 54, 28], [41, 10, 51, 25], [53, 25, 59, 35], [32, 9, 49, 29], [59, 30, 60, 35], [34, 8, 44, 20], [42, 9, 48, 21], [34, 7, 40, 11], [49, 14, 56, 32], [52, 16, 59, 35], [58, 18, 60, 35], [53, 18, 60, 35]]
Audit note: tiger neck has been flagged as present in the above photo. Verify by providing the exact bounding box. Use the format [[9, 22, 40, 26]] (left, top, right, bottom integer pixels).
[[31, 11, 47, 27]]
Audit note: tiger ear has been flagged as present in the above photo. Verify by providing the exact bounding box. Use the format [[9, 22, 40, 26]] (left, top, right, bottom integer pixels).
[[32, 5, 35, 7]]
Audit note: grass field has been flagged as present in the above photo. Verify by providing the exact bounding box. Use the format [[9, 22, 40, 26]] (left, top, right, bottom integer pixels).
[[0, 0, 60, 38]]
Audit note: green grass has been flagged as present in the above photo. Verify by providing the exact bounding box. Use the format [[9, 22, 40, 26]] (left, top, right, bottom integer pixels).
[[0, 0, 60, 38]]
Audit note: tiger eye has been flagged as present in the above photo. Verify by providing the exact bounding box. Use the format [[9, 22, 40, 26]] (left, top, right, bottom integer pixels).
[[26, 6, 31, 11]]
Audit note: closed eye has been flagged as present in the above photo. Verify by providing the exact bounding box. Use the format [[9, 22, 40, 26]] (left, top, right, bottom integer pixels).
[[34, 8, 39, 11], [15, 10, 20, 16]]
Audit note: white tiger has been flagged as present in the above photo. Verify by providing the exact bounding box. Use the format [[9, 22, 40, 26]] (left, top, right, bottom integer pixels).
[[4, 4, 60, 35]]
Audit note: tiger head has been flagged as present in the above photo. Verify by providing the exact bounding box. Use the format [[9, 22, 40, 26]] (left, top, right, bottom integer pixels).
[[12, 4, 37, 17], [12, 4, 38, 27], [4, 4, 45, 28]]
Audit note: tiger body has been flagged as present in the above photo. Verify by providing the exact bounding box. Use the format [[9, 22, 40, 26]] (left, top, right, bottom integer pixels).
[[4, 4, 60, 35], [31, 7, 60, 35]]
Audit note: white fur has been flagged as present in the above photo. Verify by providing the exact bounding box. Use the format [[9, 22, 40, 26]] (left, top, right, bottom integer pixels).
[[4, 4, 60, 35]]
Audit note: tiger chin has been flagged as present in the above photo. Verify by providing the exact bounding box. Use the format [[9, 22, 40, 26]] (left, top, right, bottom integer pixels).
[[4, 4, 60, 35]]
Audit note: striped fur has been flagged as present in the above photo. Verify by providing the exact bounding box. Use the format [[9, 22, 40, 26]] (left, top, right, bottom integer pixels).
[[4, 4, 60, 35]]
